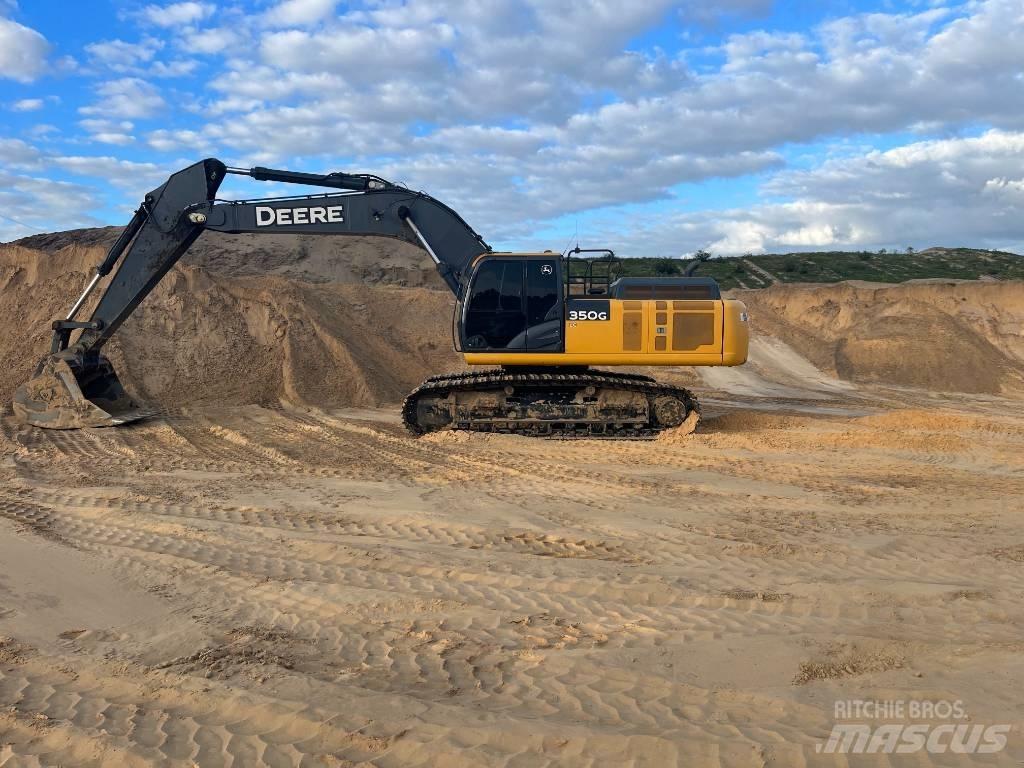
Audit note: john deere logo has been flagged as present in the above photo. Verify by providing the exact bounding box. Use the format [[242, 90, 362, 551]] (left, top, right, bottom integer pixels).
[[255, 205, 344, 226]]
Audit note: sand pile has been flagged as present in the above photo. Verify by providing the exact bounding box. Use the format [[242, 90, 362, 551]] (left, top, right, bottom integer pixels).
[[13, 227, 446, 289], [0, 235, 461, 409], [738, 280, 1024, 394]]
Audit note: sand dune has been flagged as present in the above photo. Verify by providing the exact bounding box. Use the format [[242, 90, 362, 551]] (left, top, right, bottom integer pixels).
[[739, 280, 1024, 393], [1, 233, 1023, 766]]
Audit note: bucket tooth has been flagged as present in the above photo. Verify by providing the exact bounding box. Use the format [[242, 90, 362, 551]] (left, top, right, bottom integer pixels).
[[12, 353, 148, 429]]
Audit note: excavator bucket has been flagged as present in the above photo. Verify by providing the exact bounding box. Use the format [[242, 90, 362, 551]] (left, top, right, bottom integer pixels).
[[13, 353, 146, 429]]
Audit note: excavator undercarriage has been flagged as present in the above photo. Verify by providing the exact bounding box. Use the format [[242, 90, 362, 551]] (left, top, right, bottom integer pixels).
[[403, 369, 700, 438]]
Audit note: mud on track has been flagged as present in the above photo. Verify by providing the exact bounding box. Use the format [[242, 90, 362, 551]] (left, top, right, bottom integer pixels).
[[2, 392, 1024, 767]]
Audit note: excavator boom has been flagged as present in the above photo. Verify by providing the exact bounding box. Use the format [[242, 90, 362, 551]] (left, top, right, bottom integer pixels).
[[13, 158, 490, 429]]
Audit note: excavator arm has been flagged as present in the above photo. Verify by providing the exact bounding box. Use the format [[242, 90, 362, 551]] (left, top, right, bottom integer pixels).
[[14, 158, 490, 428]]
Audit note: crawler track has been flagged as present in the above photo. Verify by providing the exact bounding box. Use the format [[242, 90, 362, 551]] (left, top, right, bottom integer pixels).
[[402, 368, 700, 439]]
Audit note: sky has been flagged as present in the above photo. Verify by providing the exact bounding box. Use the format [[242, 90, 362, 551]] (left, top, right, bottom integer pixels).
[[0, 0, 1022, 256]]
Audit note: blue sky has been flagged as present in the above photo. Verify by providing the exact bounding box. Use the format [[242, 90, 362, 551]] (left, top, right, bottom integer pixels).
[[1, 0, 1022, 255]]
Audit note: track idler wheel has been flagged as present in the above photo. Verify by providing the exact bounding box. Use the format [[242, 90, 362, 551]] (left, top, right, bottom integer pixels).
[[13, 352, 145, 429], [652, 393, 700, 434]]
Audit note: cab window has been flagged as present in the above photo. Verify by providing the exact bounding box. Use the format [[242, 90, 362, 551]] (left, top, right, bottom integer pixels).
[[464, 260, 526, 349]]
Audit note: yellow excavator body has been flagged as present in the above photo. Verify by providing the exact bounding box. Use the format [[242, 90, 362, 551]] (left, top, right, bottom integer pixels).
[[464, 295, 749, 367]]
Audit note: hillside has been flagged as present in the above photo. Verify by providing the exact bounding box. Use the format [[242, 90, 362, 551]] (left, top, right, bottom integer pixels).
[[8, 229, 1021, 292], [621, 247, 1024, 289]]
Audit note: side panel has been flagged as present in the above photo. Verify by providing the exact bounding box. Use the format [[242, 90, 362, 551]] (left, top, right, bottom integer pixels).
[[464, 297, 748, 367], [565, 298, 721, 359], [563, 299, 627, 354], [661, 299, 722, 356]]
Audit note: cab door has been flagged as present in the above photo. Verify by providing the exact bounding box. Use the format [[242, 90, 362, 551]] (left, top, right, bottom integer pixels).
[[526, 257, 563, 351], [462, 259, 526, 350]]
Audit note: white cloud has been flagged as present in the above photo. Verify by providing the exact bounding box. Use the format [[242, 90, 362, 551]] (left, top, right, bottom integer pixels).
[[87, 35, 197, 77], [0, 16, 49, 82], [679, 0, 772, 27], [51, 155, 169, 190], [90, 133, 135, 146], [124, 0, 1012, 247], [147, 127, 211, 153], [592, 130, 1024, 256], [263, 0, 338, 28], [27, 123, 58, 139], [0, 171, 102, 241], [0, 136, 179, 239], [6, 0, 1024, 255], [260, 23, 456, 80], [79, 118, 136, 146], [181, 26, 241, 54], [86, 38, 163, 70], [10, 97, 43, 111], [150, 59, 198, 77], [0, 139, 103, 239], [0, 137, 41, 168], [984, 177, 1024, 197], [80, 78, 167, 120], [138, 1, 214, 27]]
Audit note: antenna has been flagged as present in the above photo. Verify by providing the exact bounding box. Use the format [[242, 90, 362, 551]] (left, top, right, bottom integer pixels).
[[560, 215, 581, 257]]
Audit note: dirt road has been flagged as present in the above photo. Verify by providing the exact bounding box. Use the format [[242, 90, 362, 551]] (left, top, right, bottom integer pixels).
[[2, 383, 1023, 766]]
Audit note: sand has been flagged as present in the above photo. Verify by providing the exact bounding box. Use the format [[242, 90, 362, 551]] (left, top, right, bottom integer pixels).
[[14, 228, 447, 289], [0, 235, 461, 412], [1, 232, 1024, 766], [737, 280, 1024, 393]]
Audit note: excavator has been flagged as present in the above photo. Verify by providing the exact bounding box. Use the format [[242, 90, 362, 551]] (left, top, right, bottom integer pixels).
[[13, 158, 749, 437]]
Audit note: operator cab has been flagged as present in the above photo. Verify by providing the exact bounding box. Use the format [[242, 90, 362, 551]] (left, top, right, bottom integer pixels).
[[460, 254, 564, 352]]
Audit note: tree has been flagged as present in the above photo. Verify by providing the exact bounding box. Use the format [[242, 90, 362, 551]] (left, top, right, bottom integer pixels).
[[654, 258, 677, 275], [906, 246, 915, 254]]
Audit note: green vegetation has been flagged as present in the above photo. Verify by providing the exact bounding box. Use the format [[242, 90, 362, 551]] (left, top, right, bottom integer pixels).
[[615, 247, 1024, 290]]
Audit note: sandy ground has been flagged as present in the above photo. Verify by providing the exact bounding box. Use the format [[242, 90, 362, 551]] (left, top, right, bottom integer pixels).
[[3, 234, 1024, 765], [2, 376, 1023, 767]]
